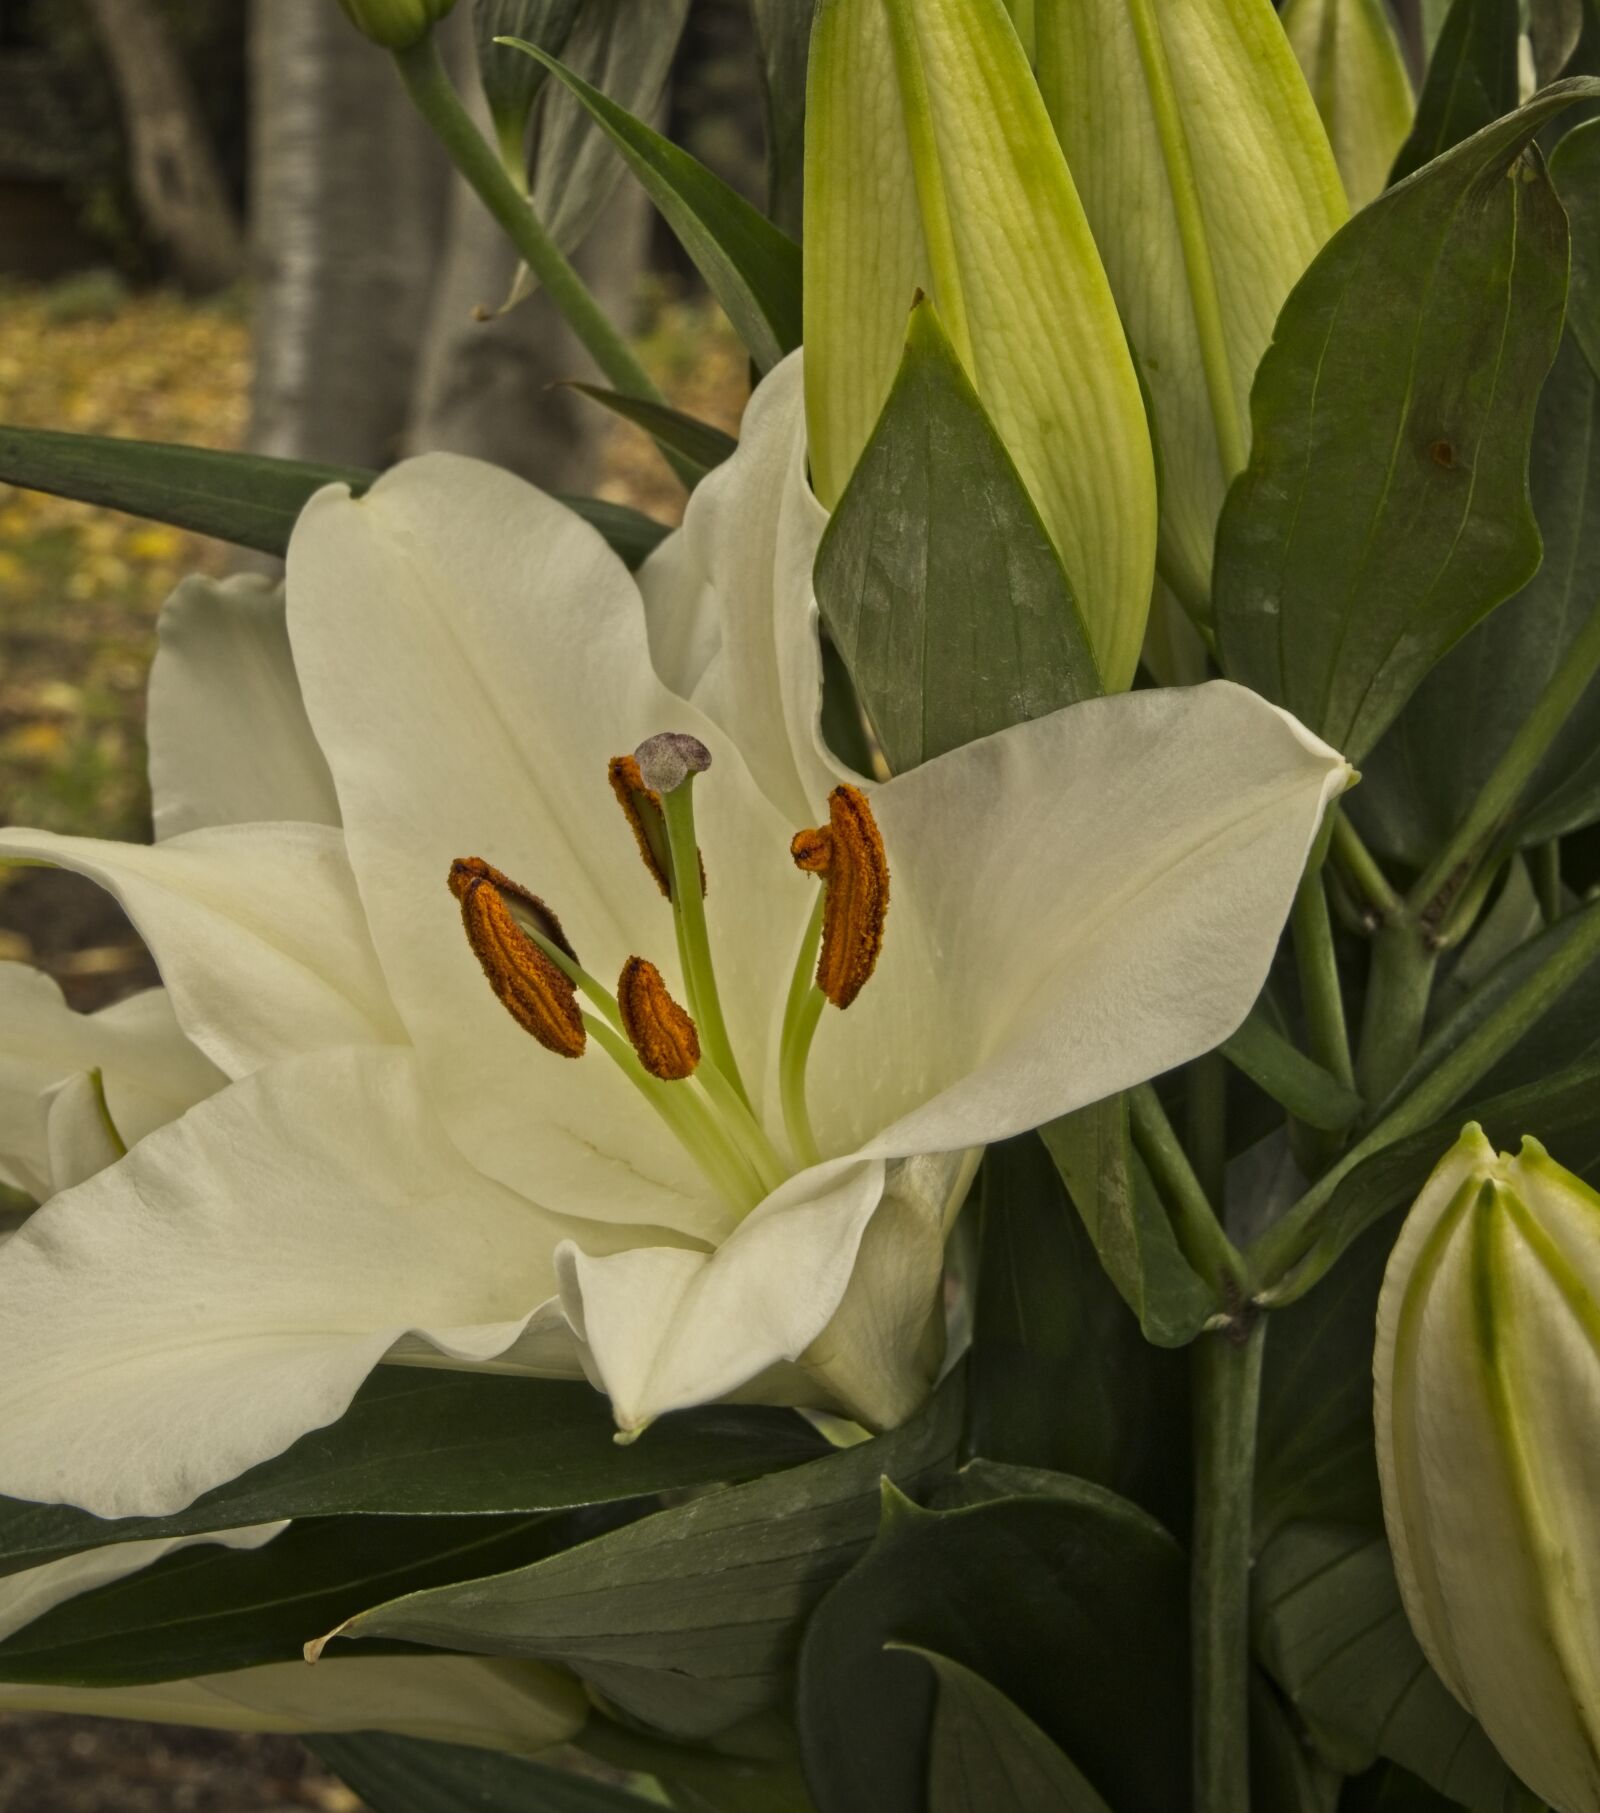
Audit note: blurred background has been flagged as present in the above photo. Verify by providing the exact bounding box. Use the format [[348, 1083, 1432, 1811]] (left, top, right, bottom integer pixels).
[[0, 1, 763, 1802]]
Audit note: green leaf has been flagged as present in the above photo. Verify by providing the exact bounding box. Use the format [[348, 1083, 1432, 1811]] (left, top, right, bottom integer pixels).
[[473, 0, 582, 146], [564, 385, 738, 478], [0, 1371, 825, 1581], [0, 424, 668, 567], [1251, 1672, 1344, 1813], [0, 1514, 566, 1687], [1390, 0, 1519, 184], [796, 1481, 1188, 1813], [899, 1647, 1113, 1812], [751, 0, 816, 237], [1283, 0, 1416, 212], [336, 1380, 963, 1740], [1253, 1521, 1543, 1810], [814, 299, 1101, 775], [1215, 84, 1592, 762], [312, 1733, 655, 1813], [1222, 1007, 1364, 1132], [1040, 1095, 1217, 1348], [580, 1715, 815, 1813], [965, 1134, 1189, 1531], [501, 39, 802, 371]]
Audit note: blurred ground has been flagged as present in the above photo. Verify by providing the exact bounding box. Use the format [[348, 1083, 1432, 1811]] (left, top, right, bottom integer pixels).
[[0, 272, 745, 1809]]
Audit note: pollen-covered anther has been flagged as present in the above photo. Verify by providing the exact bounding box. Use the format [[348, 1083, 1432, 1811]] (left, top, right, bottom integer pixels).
[[608, 755, 706, 900], [617, 956, 701, 1081], [448, 857, 585, 1058], [790, 784, 889, 1009]]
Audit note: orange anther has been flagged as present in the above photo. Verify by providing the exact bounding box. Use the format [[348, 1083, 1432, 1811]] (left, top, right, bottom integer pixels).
[[448, 858, 585, 1058], [617, 956, 701, 1081], [608, 755, 706, 899], [790, 784, 889, 1009]]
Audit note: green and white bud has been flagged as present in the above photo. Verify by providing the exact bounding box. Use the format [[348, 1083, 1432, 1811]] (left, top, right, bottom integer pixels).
[[1034, 0, 1348, 618], [335, 0, 458, 50], [1283, 0, 1415, 211], [804, 0, 1158, 692], [1375, 1125, 1600, 1813]]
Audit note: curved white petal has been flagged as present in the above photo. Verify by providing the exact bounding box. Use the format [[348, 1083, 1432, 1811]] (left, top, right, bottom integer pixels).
[[0, 968, 221, 1199], [0, 825, 404, 1077], [806, 682, 1349, 1159], [555, 1155, 887, 1433], [148, 573, 340, 840], [286, 455, 809, 1238], [0, 1047, 572, 1518], [638, 354, 844, 825], [0, 1524, 286, 1644], [40, 1072, 124, 1195], [0, 1655, 585, 1753]]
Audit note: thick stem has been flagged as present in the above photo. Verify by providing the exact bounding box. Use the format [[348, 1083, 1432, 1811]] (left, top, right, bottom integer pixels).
[[391, 36, 666, 409], [1191, 1314, 1266, 1813], [1354, 920, 1437, 1107]]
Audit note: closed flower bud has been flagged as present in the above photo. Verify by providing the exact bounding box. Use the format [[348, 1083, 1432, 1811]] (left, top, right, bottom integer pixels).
[[335, 0, 457, 50], [1375, 1125, 1600, 1813]]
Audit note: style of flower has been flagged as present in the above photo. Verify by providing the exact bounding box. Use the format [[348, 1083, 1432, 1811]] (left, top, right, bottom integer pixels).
[[0, 354, 1347, 1520]]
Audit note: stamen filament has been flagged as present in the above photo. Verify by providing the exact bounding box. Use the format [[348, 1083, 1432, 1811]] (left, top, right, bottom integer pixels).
[[694, 1054, 789, 1197], [779, 890, 827, 1169], [659, 780, 752, 1111], [583, 1013, 765, 1217]]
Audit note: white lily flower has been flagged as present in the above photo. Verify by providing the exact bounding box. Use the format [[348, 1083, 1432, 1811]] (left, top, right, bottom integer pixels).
[[0, 354, 1348, 1519]]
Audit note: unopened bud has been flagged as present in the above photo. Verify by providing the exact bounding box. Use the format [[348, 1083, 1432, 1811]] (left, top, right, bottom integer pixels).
[[1375, 1125, 1600, 1813], [336, 0, 458, 50]]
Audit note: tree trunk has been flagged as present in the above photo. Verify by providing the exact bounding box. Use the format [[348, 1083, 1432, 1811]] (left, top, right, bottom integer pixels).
[[83, 0, 245, 292], [247, 0, 450, 468]]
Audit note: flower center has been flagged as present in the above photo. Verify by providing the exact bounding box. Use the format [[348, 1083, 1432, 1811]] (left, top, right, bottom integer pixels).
[[449, 733, 888, 1217]]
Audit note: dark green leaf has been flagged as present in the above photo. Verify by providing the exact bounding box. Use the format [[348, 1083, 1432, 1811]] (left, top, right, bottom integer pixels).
[[581, 1714, 815, 1813], [1390, 0, 1519, 184], [1251, 1672, 1343, 1813], [0, 425, 668, 567], [564, 385, 738, 477], [901, 1647, 1113, 1813], [312, 1732, 655, 1813], [796, 1482, 1188, 1813], [966, 1134, 1189, 1532], [473, 0, 582, 143], [750, 0, 817, 237], [1343, 1761, 1484, 1810], [814, 300, 1101, 774], [0, 1371, 826, 1581], [1040, 1095, 1217, 1348], [1222, 1007, 1364, 1132], [1215, 85, 1592, 761], [337, 1380, 963, 1739], [501, 39, 802, 370], [1255, 1221, 1389, 1542], [1557, 118, 1600, 376], [0, 1514, 565, 1687], [1254, 1522, 1542, 1810]]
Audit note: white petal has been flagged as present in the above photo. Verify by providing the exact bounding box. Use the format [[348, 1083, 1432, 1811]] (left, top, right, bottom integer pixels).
[[0, 1047, 571, 1517], [0, 825, 404, 1077], [286, 455, 808, 1237], [806, 682, 1349, 1159], [0, 1524, 286, 1644], [0, 967, 221, 1200], [638, 354, 844, 826], [148, 573, 339, 840], [0, 1655, 584, 1753], [41, 1072, 123, 1195], [555, 1155, 887, 1433]]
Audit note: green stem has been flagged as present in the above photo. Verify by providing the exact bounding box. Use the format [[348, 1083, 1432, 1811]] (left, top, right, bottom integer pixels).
[[1191, 1315, 1267, 1813], [1533, 839, 1563, 925], [392, 37, 666, 410], [1410, 593, 1600, 920], [1354, 920, 1436, 1106], [693, 1054, 788, 1198], [1290, 859, 1356, 1091], [1329, 808, 1402, 924], [1122, 0, 1249, 480], [1187, 1053, 1228, 1210], [1130, 1083, 1247, 1302], [779, 890, 828, 1169], [659, 778, 751, 1109]]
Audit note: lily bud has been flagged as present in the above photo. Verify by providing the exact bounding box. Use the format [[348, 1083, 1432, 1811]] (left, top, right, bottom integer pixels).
[[1375, 1126, 1600, 1813], [804, 0, 1158, 692], [335, 0, 458, 50], [1283, 0, 1415, 210], [1034, 0, 1348, 618]]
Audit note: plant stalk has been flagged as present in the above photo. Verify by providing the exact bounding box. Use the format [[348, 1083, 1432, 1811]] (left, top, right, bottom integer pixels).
[[1191, 1314, 1267, 1813], [1130, 1083, 1246, 1303], [1354, 920, 1436, 1106], [391, 35, 667, 411]]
